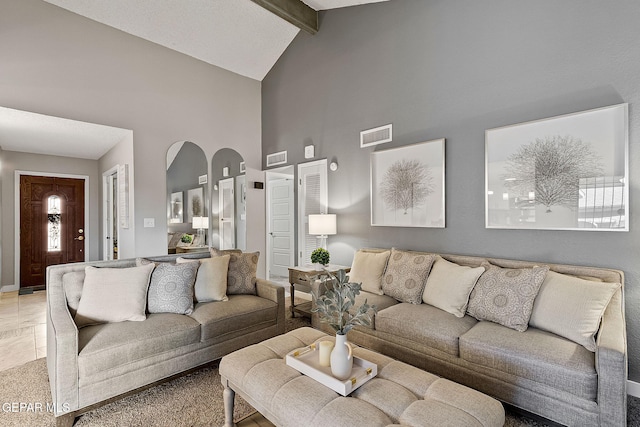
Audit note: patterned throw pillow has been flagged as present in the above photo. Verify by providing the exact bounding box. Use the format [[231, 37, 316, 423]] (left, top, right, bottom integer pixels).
[[382, 249, 436, 304], [137, 258, 199, 315], [466, 262, 549, 332], [210, 248, 259, 295]]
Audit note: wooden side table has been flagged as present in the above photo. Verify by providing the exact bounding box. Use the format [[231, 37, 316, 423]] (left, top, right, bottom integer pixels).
[[288, 265, 350, 318], [175, 245, 209, 254]]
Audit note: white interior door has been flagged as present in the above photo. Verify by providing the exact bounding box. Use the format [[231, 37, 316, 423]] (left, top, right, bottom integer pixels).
[[235, 175, 247, 251], [268, 174, 294, 278], [298, 159, 328, 266], [219, 177, 235, 249]]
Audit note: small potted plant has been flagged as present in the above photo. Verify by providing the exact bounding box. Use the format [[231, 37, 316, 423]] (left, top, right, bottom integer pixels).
[[310, 247, 330, 270], [312, 269, 377, 379]]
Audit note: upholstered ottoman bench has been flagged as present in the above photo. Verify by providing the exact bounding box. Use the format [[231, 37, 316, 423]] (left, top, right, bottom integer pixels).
[[220, 327, 505, 427]]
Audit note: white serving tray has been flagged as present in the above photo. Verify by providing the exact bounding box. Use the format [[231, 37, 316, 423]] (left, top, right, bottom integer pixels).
[[285, 343, 377, 396]]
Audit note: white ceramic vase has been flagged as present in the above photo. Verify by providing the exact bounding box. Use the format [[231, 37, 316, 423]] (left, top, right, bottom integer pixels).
[[330, 333, 353, 380]]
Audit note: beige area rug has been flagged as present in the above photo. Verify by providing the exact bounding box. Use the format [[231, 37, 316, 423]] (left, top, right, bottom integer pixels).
[[0, 299, 636, 426]]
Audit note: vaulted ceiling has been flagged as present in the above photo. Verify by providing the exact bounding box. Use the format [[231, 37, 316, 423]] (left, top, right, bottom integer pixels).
[[1, 0, 390, 159]]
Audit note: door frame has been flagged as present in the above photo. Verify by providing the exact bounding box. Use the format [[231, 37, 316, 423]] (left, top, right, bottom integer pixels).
[[13, 170, 90, 291], [102, 165, 119, 261], [265, 165, 295, 280]]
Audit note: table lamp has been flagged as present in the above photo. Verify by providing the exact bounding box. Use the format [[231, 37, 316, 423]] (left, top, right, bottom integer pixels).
[[308, 214, 336, 250]]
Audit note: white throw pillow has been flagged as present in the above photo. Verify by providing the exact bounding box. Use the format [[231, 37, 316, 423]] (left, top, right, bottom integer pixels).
[[423, 256, 485, 317], [348, 250, 391, 295], [177, 255, 230, 302], [74, 263, 154, 328], [529, 270, 620, 351]]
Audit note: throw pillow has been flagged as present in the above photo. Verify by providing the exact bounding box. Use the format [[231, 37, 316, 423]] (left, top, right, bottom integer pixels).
[[529, 270, 621, 351], [423, 256, 485, 317], [210, 248, 259, 295], [137, 259, 198, 314], [382, 249, 436, 304], [176, 255, 231, 302], [348, 250, 391, 295], [466, 263, 549, 332], [74, 263, 154, 328]]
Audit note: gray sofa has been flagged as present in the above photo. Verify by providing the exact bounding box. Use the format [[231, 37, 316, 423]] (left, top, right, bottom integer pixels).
[[47, 252, 285, 427], [312, 249, 627, 427]]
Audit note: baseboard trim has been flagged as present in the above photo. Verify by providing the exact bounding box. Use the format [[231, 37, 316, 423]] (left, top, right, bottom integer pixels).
[[628, 380, 640, 397], [0, 284, 19, 293]]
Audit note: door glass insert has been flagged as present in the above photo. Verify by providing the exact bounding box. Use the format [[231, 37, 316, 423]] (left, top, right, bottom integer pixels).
[[47, 195, 61, 251]]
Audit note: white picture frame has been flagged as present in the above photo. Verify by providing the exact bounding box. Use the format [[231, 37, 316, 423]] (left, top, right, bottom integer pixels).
[[370, 139, 445, 228], [485, 103, 628, 231]]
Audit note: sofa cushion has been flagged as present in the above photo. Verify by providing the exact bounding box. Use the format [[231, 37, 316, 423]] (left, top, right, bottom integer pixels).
[[77, 312, 201, 379], [382, 249, 436, 304], [348, 291, 398, 329], [189, 294, 277, 342], [375, 303, 477, 356], [74, 263, 155, 328], [459, 321, 597, 400], [423, 256, 485, 317], [348, 249, 391, 295], [176, 255, 231, 303], [210, 248, 259, 295], [137, 259, 199, 314], [466, 263, 549, 332], [529, 271, 620, 351]]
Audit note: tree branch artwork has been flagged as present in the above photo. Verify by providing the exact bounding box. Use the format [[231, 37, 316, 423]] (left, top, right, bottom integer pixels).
[[379, 159, 433, 214], [504, 135, 603, 212]]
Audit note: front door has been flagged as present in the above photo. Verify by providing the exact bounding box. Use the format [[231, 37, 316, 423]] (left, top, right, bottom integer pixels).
[[20, 175, 85, 288]]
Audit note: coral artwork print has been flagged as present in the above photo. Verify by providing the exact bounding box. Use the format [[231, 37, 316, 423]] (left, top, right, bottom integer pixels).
[[504, 135, 603, 213], [380, 159, 433, 214], [370, 139, 445, 228]]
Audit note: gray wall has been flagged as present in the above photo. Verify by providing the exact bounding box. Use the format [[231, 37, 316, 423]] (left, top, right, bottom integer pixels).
[[0, 0, 262, 262], [0, 151, 100, 288], [262, 1, 640, 381]]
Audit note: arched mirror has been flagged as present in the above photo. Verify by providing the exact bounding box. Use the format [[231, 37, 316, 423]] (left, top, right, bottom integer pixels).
[[166, 141, 209, 254], [211, 148, 246, 250]]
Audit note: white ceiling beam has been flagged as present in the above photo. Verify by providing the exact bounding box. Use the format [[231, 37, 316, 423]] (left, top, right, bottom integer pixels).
[[250, 0, 318, 34]]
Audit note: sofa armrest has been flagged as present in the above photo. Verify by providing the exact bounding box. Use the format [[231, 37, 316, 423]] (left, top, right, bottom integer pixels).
[[595, 288, 627, 427], [256, 279, 285, 335], [46, 265, 80, 416]]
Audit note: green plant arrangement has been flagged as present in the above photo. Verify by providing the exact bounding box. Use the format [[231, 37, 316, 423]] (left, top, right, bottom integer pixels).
[[310, 247, 330, 266], [311, 269, 377, 335], [180, 234, 193, 244]]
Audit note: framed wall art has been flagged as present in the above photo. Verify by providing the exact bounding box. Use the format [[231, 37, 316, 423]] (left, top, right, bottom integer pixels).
[[169, 191, 183, 224], [186, 187, 204, 224], [370, 138, 445, 228], [485, 103, 628, 231]]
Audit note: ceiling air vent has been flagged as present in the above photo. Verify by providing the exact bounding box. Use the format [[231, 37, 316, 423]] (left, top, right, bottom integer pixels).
[[360, 124, 392, 148], [266, 150, 287, 167]]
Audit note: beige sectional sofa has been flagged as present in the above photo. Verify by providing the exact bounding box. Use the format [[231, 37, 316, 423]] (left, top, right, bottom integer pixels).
[[311, 248, 627, 427], [47, 252, 285, 427]]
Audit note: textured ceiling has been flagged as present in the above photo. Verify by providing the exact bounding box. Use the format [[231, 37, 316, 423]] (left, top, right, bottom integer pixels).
[[0, 107, 131, 160]]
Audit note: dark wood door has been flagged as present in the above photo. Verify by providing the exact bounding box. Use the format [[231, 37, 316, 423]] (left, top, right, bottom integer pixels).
[[20, 175, 85, 288]]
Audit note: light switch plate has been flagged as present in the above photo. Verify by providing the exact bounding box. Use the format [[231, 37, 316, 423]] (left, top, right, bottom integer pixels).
[[143, 218, 155, 228], [304, 145, 315, 159]]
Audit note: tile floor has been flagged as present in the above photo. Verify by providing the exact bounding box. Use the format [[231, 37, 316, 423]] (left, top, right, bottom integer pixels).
[[0, 290, 47, 372]]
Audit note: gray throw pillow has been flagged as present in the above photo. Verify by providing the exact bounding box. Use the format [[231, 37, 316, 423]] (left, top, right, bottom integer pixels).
[[210, 248, 259, 295], [141, 260, 199, 315], [467, 262, 549, 332], [382, 249, 436, 304]]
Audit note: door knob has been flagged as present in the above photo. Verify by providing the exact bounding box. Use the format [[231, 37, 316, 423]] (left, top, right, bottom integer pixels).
[[75, 236, 85, 241]]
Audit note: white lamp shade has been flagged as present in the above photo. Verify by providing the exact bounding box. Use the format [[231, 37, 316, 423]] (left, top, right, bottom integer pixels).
[[308, 214, 336, 235], [192, 216, 209, 229]]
